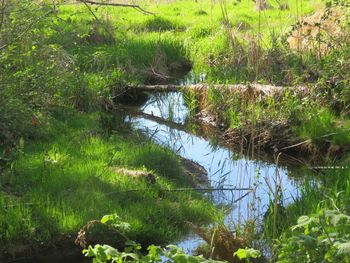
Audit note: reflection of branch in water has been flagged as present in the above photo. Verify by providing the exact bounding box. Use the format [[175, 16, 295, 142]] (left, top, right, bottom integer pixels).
[[133, 111, 189, 133], [233, 191, 251, 203]]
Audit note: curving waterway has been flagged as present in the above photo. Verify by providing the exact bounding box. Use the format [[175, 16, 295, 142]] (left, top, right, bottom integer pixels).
[[129, 91, 306, 253]]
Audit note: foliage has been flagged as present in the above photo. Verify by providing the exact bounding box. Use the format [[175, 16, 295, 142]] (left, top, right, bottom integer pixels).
[[297, 109, 350, 144], [84, 242, 224, 263], [100, 214, 131, 232], [233, 248, 261, 262], [276, 209, 350, 263]]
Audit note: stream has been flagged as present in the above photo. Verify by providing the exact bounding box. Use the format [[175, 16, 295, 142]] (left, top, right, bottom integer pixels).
[[10, 91, 308, 263], [128, 91, 305, 254]]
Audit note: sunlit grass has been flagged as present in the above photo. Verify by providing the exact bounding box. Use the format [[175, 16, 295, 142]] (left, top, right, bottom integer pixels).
[[0, 112, 214, 248], [297, 109, 350, 145], [55, 0, 323, 83]]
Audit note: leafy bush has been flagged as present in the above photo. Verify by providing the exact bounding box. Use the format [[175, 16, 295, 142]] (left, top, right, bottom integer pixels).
[[84, 243, 225, 263], [276, 209, 350, 263]]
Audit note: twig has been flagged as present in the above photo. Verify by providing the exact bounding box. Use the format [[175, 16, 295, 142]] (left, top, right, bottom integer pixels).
[[79, 0, 115, 40], [278, 139, 312, 151], [279, 132, 340, 152], [232, 191, 251, 203]]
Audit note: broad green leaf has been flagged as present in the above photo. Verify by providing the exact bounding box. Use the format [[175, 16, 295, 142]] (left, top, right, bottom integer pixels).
[[101, 214, 115, 224], [234, 248, 261, 259]]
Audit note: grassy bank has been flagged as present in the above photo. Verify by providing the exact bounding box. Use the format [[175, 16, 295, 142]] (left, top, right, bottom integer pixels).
[[0, 111, 214, 257], [56, 0, 321, 83], [1, 0, 350, 261], [50, 0, 350, 160]]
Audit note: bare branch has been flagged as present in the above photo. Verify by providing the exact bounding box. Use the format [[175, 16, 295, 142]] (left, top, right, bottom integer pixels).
[[77, 0, 155, 15], [80, 0, 115, 40]]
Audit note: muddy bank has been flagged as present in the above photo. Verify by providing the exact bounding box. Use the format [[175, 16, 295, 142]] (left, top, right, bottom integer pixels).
[[128, 106, 315, 167], [195, 109, 348, 165], [0, 238, 88, 263]]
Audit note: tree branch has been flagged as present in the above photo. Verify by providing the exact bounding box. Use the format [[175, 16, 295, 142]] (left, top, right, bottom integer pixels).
[[80, 0, 115, 40], [77, 0, 155, 15]]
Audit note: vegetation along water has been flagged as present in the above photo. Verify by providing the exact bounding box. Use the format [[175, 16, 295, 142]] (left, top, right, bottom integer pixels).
[[1, 0, 350, 262]]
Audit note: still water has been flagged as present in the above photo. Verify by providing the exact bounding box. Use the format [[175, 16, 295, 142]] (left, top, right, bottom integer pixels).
[[130, 92, 302, 253]]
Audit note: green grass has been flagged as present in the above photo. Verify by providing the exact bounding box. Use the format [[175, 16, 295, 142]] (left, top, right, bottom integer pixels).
[[3, 1, 350, 260], [0, 112, 214, 249], [53, 0, 323, 83], [269, 163, 350, 237], [296, 109, 350, 145]]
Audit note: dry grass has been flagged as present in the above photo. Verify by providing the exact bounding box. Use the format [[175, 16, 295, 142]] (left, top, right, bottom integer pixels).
[[287, 6, 346, 57]]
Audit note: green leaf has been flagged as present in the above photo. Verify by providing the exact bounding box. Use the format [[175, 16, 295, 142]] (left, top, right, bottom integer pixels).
[[147, 244, 164, 261], [101, 214, 119, 224], [234, 248, 247, 259], [291, 215, 316, 230], [337, 241, 350, 255], [233, 248, 261, 260], [187, 255, 201, 263], [125, 240, 141, 250], [173, 254, 187, 263], [103, 245, 120, 258]]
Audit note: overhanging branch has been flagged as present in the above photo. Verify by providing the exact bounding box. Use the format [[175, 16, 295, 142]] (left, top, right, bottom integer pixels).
[[77, 0, 155, 15]]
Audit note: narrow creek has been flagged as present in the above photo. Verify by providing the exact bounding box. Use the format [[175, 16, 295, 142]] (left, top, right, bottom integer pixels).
[[9, 91, 310, 263], [127, 91, 306, 254]]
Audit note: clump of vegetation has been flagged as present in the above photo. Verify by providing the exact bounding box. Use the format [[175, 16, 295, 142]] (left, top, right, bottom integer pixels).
[[131, 16, 185, 32], [82, 213, 261, 263], [0, 113, 214, 256], [297, 109, 350, 145], [276, 209, 350, 262]]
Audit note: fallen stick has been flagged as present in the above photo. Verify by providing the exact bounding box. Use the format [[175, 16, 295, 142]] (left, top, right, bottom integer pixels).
[[278, 132, 339, 152], [124, 83, 309, 98]]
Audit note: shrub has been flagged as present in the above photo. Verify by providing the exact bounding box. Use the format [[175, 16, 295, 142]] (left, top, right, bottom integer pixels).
[[276, 209, 350, 263]]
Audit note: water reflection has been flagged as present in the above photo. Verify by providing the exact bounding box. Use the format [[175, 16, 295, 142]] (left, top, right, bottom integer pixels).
[[129, 92, 302, 252]]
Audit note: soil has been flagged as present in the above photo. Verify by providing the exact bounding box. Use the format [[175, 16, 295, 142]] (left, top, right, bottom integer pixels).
[[180, 157, 209, 187], [0, 238, 88, 263]]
